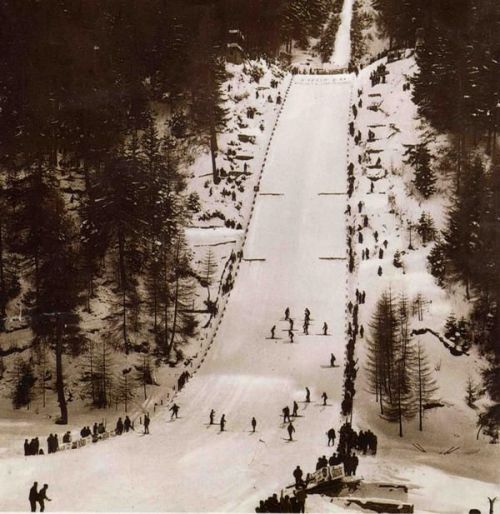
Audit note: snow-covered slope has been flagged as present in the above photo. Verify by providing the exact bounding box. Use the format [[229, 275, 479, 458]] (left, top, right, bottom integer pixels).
[[0, 75, 353, 512], [331, 0, 355, 67]]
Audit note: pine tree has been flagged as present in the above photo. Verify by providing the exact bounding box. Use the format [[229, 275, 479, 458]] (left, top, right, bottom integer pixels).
[[8, 357, 37, 409], [465, 375, 478, 409], [417, 212, 436, 244], [427, 238, 447, 287], [200, 248, 218, 303], [415, 342, 438, 430], [404, 144, 436, 199]]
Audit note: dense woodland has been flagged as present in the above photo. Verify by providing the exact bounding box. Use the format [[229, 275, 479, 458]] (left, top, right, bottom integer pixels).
[[374, 0, 500, 438], [0, 0, 335, 422]]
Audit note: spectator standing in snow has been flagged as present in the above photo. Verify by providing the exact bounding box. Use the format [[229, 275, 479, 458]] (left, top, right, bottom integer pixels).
[[116, 418, 123, 435], [327, 428, 336, 447], [289, 318, 294, 330], [282, 406, 291, 423], [144, 413, 150, 434], [287, 422, 295, 441], [220, 414, 226, 432], [305, 387, 311, 403], [124, 416, 132, 432], [29, 482, 38, 512], [209, 409, 215, 425], [303, 320, 309, 335], [285, 307, 290, 320], [378, 266, 383, 276], [330, 353, 336, 367], [323, 322, 328, 335], [170, 404, 179, 420], [321, 392, 328, 406], [270, 325, 276, 339], [292, 401, 299, 417], [288, 330, 294, 343], [293, 465, 304, 487], [37, 484, 51, 512], [251, 417, 257, 433]]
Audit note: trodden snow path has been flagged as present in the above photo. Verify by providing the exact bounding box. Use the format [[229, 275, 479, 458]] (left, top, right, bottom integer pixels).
[[0, 75, 353, 512], [331, 0, 355, 67]]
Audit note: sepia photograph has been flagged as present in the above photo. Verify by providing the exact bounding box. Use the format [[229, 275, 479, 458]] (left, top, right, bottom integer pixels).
[[0, 0, 498, 512]]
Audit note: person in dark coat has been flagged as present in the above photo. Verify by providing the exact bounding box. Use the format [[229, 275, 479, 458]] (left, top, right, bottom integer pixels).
[[93, 423, 98, 436], [220, 414, 226, 432], [321, 392, 328, 406], [284, 307, 290, 320], [29, 482, 38, 512], [270, 325, 276, 339], [46, 435, 53, 455], [287, 422, 295, 441], [288, 330, 294, 343], [293, 465, 303, 486], [305, 387, 310, 403], [37, 484, 51, 512], [24, 439, 30, 456], [292, 401, 299, 417], [116, 417, 124, 435], [323, 322, 328, 335], [251, 417, 257, 433], [124, 416, 131, 432], [327, 428, 336, 447], [144, 413, 150, 434], [209, 409, 215, 425], [330, 353, 336, 367]]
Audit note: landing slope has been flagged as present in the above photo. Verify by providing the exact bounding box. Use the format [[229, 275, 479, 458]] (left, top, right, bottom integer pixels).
[[0, 75, 353, 512]]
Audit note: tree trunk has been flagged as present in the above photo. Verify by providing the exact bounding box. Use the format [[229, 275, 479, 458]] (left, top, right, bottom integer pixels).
[[118, 230, 128, 354], [169, 273, 180, 359], [210, 123, 219, 184], [55, 316, 68, 425], [0, 219, 5, 330]]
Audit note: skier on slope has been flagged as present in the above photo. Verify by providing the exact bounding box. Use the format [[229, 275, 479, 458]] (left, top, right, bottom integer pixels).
[[321, 392, 328, 406], [303, 320, 309, 335], [251, 417, 257, 433], [270, 325, 276, 339], [220, 414, 226, 432], [282, 406, 291, 423], [170, 403, 179, 420], [288, 330, 294, 343], [305, 387, 311, 403], [323, 322, 328, 335], [292, 401, 299, 417], [285, 307, 290, 320], [304, 308, 310, 320], [209, 409, 215, 425], [330, 353, 336, 367], [144, 413, 150, 434], [289, 318, 294, 330], [287, 422, 296, 441]]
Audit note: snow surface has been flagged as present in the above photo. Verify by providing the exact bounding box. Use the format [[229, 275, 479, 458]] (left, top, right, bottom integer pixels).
[[331, 0, 355, 67], [0, 75, 354, 512]]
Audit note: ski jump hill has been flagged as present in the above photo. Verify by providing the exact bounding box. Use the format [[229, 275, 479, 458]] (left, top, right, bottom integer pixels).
[[0, 74, 354, 511]]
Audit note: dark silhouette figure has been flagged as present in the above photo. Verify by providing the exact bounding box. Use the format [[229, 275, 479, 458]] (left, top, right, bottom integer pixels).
[[282, 406, 291, 423], [305, 387, 311, 403], [288, 330, 294, 343], [29, 482, 38, 512], [220, 414, 226, 432], [251, 417, 257, 433], [270, 325, 276, 339], [327, 428, 336, 446], [287, 422, 295, 441], [116, 417, 123, 435], [321, 392, 328, 406], [37, 484, 51, 512], [330, 353, 336, 367], [170, 404, 179, 420], [285, 307, 290, 320], [292, 401, 299, 417], [323, 322, 328, 335], [209, 409, 215, 425], [289, 318, 294, 330], [144, 413, 150, 434], [293, 466, 303, 486], [124, 416, 131, 432]]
